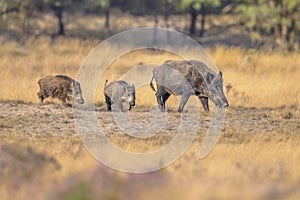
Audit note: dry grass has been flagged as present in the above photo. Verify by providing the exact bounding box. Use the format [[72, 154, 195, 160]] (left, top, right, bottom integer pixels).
[[0, 37, 94, 102], [1, 11, 299, 108], [210, 47, 300, 107], [0, 37, 299, 108], [0, 12, 300, 200], [0, 103, 299, 199]]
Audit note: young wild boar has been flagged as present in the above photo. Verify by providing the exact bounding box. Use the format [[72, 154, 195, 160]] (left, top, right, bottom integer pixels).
[[150, 60, 228, 112], [37, 75, 84, 105], [104, 80, 135, 112]]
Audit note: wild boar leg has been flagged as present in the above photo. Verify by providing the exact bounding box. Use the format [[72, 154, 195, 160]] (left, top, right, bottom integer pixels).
[[118, 101, 124, 112], [121, 102, 128, 112], [105, 95, 112, 111], [199, 96, 209, 112], [155, 86, 166, 112], [162, 93, 171, 111], [156, 93, 164, 111], [178, 94, 190, 113], [37, 91, 45, 103]]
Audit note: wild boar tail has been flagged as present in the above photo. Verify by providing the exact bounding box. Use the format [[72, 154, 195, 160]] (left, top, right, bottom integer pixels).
[[104, 80, 109, 87], [150, 76, 156, 92]]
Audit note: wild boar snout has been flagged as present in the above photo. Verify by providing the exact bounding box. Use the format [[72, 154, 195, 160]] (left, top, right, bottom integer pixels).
[[76, 96, 84, 104], [213, 96, 229, 108]]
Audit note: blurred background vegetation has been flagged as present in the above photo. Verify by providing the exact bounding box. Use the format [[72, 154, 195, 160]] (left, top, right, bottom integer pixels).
[[0, 0, 299, 51]]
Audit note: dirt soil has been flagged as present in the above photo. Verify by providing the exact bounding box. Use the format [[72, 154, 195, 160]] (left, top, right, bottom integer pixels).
[[1, 101, 298, 141]]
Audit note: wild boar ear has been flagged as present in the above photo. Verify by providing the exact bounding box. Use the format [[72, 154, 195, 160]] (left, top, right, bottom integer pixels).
[[206, 72, 215, 85], [132, 84, 135, 89], [74, 81, 79, 88], [70, 81, 75, 90], [219, 71, 223, 77]]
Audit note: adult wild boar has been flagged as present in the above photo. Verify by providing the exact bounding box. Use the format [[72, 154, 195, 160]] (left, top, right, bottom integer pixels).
[[150, 60, 228, 112], [104, 80, 136, 112], [37, 75, 84, 105]]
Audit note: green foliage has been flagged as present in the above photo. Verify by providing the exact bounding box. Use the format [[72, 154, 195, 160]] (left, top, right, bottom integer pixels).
[[99, 0, 110, 9], [181, 0, 221, 9], [236, 0, 300, 49], [1, 0, 298, 50]]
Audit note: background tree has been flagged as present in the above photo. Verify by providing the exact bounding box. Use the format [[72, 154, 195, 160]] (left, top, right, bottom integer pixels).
[[181, 0, 221, 36], [98, 0, 110, 29], [49, 0, 65, 35], [97, 0, 139, 30], [162, 0, 184, 27], [236, 0, 300, 50], [0, 0, 69, 36], [0, 0, 21, 16], [0, 0, 44, 31]]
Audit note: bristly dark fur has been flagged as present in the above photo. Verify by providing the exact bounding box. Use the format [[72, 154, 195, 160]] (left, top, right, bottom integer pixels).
[[37, 75, 84, 105], [104, 80, 135, 112], [150, 60, 228, 112]]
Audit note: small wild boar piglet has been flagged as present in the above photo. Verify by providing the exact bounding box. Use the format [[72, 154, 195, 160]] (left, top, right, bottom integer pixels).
[[37, 75, 84, 105], [150, 60, 228, 112], [104, 80, 136, 112]]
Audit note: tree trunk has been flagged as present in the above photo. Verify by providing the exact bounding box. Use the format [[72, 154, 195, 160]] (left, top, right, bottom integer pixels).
[[287, 19, 296, 48], [52, 2, 64, 36], [199, 3, 205, 37], [281, 25, 288, 43], [154, 14, 159, 27], [269, 0, 284, 48], [164, 0, 169, 28], [280, 4, 289, 48], [189, 3, 198, 35], [58, 13, 64, 35], [105, 9, 109, 29]]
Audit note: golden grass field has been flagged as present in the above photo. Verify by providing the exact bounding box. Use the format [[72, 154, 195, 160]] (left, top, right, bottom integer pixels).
[[1, 36, 299, 107], [0, 13, 300, 200]]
